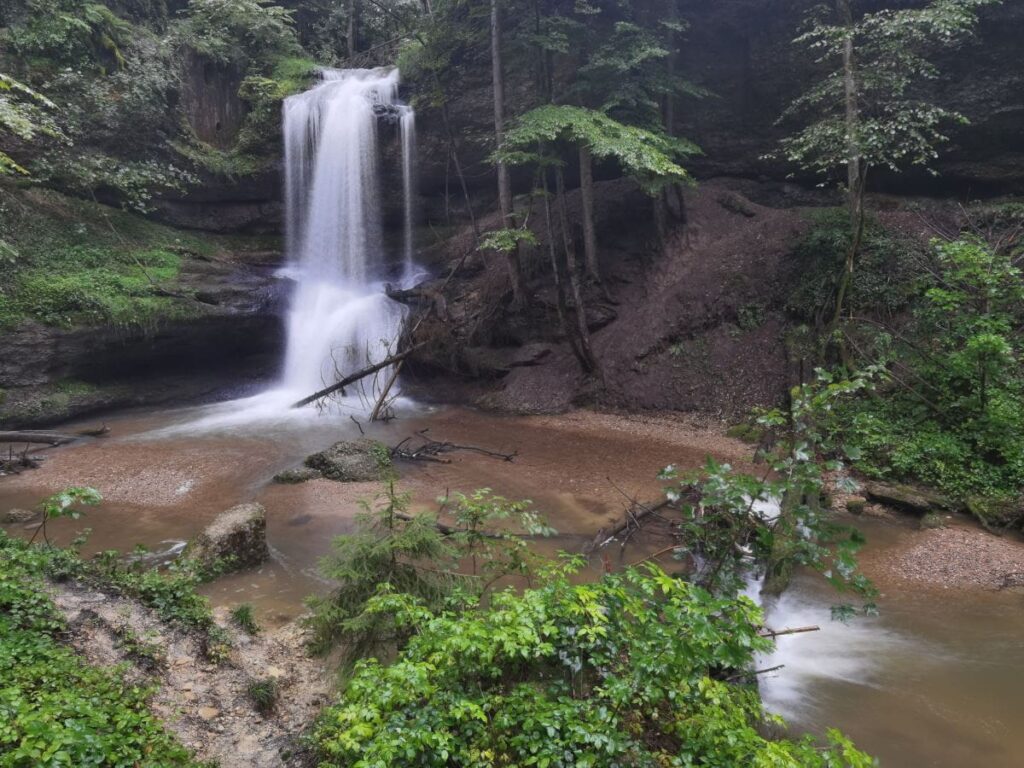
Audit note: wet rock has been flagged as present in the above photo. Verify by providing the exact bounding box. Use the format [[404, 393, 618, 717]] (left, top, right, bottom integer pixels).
[[862, 481, 955, 516], [3, 508, 37, 523], [846, 496, 867, 515], [920, 512, 945, 530], [303, 439, 390, 482], [965, 496, 1024, 532], [272, 467, 323, 484], [185, 503, 268, 572]]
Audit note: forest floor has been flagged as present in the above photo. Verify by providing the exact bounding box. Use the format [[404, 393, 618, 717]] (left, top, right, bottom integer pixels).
[[50, 578, 329, 767]]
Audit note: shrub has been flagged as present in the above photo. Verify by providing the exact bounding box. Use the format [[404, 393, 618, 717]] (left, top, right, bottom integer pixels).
[[313, 563, 874, 767]]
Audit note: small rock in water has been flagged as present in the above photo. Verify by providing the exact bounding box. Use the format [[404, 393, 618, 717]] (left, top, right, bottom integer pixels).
[[846, 496, 867, 515], [304, 439, 391, 482], [184, 502, 269, 573], [272, 467, 323, 484], [3, 508, 37, 524]]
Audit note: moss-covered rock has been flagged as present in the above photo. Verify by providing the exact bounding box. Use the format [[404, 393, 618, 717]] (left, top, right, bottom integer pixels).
[[966, 496, 1024, 532], [303, 439, 392, 483], [272, 467, 323, 484], [185, 503, 268, 573]]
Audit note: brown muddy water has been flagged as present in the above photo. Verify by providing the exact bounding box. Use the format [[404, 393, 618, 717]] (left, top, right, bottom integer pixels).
[[2, 402, 1022, 767]]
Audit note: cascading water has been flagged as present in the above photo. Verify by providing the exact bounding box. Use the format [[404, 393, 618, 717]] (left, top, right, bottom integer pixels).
[[280, 68, 412, 400], [165, 68, 417, 432]]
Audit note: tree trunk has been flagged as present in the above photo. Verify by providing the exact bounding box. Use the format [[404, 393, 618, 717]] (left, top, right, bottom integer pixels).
[[347, 0, 360, 61], [578, 143, 600, 284], [490, 0, 523, 303], [541, 166, 585, 368], [555, 165, 598, 374], [830, 0, 863, 333]]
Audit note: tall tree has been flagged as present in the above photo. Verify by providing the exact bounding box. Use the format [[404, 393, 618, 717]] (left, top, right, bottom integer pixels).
[[777, 0, 1001, 332], [499, 104, 694, 374], [490, 0, 523, 303]]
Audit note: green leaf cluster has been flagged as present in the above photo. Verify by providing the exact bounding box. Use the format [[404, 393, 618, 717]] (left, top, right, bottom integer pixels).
[[313, 562, 874, 767]]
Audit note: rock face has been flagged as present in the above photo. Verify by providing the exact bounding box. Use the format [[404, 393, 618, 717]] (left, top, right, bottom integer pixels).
[[186, 503, 269, 572], [303, 439, 390, 482]]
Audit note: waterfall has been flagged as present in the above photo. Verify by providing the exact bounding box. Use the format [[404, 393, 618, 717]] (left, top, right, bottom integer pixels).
[[399, 105, 417, 279], [153, 67, 417, 433], [279, 67, 414, 402]]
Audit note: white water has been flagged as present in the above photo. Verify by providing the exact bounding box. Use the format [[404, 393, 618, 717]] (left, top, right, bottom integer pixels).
[[746, 575, 916, 724], [162, 68, 418, 433]]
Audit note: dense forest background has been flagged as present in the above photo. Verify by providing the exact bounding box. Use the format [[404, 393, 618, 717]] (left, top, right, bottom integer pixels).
[[1, 0, 1022, 517]]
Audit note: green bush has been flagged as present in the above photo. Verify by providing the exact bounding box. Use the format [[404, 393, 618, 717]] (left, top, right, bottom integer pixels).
[[314, 563, 873, 767], [786, 208, 922, 323], [828, 236, 1024, 513]]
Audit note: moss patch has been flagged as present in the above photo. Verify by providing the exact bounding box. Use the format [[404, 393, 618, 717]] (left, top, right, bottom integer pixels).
[[0, 184, 220, 329]]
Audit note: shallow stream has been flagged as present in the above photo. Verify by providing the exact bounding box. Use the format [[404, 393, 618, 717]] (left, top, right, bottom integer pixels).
[[2, 402, 1022, 767]]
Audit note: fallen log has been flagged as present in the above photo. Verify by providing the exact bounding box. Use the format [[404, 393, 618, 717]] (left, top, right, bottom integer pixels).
[[291, 343, 426, 409], [394, 512, 504, 539], [0, 431, 78, 446]]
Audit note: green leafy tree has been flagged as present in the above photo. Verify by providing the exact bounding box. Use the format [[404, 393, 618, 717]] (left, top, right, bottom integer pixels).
[[661, 368, 878, 612], [498, 103, 695, 372], [28, 486, 102, 545], [777, 0, 1000, 331]]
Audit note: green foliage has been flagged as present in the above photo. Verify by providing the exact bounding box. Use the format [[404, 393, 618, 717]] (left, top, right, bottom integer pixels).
[[30, 486, 101, 546], [313, 562, 874, 767], [304, 482, 460, 658], [500, 104, 696, 195], [305, 484, 553, 661], [778, 0, 999, 180], [830, 237, 1024, 507], [0, 73, 64, 175], [0, 185, 216, 329], [478, 227, 538, 254], [661, 368, 878, 605], [786, 208, 923, 322], [174, 0, 300, 68], [230, 603, 260, 635], [5, 0, 133, 73], [0, 531, 199, 766], [246, 677, 279, 716]]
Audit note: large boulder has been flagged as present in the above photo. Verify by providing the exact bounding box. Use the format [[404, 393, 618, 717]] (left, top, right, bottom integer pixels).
[[185, 503, 268, 572], [303, 439, 391, 482]]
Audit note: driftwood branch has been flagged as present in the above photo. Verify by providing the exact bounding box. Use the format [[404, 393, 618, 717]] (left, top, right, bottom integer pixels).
[[394, 512, 505, 539], [586, 499, 676, 553], [0, 431, 78, 446], [391, 430, 517, 464], [292, 343, 425, 408], [758, 625, 820, 638]]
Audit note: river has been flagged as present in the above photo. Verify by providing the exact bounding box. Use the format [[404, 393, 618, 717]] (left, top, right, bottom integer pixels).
[[2, 402, 1022, 767]]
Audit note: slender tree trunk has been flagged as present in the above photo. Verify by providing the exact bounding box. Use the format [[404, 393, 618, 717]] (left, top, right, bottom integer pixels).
[[347, 0, 360, 61], [578, 143, 601, 284], [541, 166, 584, 367], [555, 165, 598, 374], [490, 0, 523, 303], [830, 0, 863, 334]]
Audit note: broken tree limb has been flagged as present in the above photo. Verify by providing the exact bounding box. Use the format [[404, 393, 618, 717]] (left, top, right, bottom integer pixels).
[[586, 499, 675, 553], [758, 625, 820, 638], [394, 512, 504, 538], [727, 664, 785, 682], [0, 431, 78, 446], [391, 431, 517, 463], [291, 343, 426, 409]]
